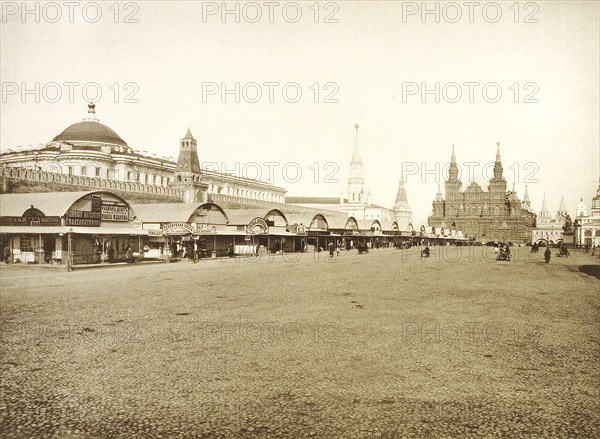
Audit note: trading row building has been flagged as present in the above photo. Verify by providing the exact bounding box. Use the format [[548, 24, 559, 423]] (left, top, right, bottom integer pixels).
[[0, 105, 430, 265], [0, 186, 467, 266]]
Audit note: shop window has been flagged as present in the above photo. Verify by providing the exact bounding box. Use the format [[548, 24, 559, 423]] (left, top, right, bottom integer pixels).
[[20, 236, 33, 252]]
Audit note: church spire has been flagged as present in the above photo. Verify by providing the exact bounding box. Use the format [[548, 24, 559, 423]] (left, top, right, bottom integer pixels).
[[347, 123, 366, 205], [558, 194, 567, 215], [523, 185, 530, 206], [448, 144, 459, 182], [351, 123, 362, 164], [493, 141, 503, 179], [541, 193, 548, 213]]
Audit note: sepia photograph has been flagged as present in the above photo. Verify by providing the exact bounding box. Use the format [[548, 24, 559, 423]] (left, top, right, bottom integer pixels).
[[1, 1, 599, 438]]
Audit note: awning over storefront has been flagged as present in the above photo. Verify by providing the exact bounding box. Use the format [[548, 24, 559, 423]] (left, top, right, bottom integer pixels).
[[0, 191, 109, 217], [0, 226, 148, 235], [130, 202, 228, 224], [357, 219, 376, 231], [226, 208, 288, 226], [0, 226, 69, 234], [70, 227, 148, 236]]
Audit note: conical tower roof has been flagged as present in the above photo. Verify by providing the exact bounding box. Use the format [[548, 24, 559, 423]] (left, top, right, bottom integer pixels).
[[394, 178, 409, 206], [434, 184, 444, 202], [558, 194, 567, 212], [176, 127, 201, 174], [183, 127, 194, 140], [541, 193, 548, 213]]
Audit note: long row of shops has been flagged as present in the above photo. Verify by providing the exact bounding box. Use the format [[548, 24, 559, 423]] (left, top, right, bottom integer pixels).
[[0, 190, 468, 266]]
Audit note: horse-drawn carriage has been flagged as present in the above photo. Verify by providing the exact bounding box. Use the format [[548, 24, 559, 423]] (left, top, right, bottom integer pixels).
[[496, 244, 511, 261]]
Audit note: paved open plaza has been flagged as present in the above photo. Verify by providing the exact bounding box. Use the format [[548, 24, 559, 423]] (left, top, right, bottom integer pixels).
[[1, 247, 599, 438]]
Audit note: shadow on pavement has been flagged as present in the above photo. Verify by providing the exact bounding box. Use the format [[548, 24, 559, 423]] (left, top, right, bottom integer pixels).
[[578, 265, 600, 279]]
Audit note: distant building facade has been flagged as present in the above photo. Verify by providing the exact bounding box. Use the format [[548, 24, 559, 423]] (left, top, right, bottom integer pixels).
[[574, 182, 600, 247], [286, 124, 413, 230], [427, 144, 536, 244], [531, 194, 568, 244], [0, 104, 287, 205]]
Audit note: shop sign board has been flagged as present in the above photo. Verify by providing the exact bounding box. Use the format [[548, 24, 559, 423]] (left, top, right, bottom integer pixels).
[[0, 216, 62, 226], [246, 217, 268, 235], [132, 220, 143, 229], [197, 224, 217, 233], [91, 195, 102, 212], [101, 205, 129, 221], [65, 210, 101, 227], [163, 222, 194, 235], [286, 223, 307, 235]]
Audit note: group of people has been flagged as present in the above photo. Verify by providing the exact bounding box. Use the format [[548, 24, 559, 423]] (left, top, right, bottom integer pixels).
[[530, 242, 571, 263], [169, 238, 209, 261], [495, 243, 512, 261]]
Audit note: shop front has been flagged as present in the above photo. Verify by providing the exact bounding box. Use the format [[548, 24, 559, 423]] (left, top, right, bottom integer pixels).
[[0, 191, 147, 265], [131, 202, 232, 259]]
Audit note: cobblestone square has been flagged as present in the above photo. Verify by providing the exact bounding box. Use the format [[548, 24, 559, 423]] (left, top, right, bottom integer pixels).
[[1, 247, 599, 438]]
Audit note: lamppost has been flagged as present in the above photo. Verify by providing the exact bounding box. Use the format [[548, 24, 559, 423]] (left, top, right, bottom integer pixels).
[[67, 228, 73, 271], [164, 232, 169, 263]]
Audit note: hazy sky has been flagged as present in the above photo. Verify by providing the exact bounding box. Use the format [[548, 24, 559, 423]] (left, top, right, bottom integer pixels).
[[1, 1, 598, 225]]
